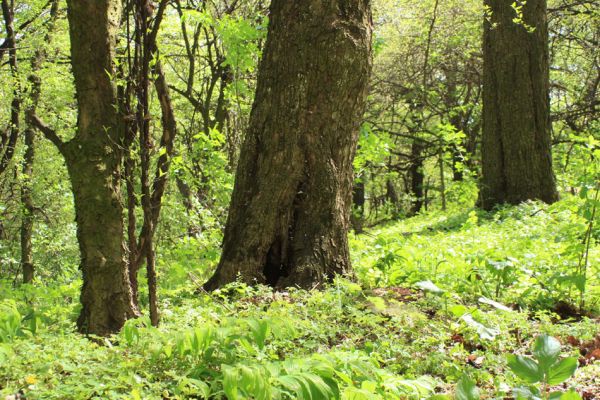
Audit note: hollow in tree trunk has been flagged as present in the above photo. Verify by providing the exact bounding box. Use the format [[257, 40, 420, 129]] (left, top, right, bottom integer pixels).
[[480, 0, 558, 209], [204, 0, 372, 290]]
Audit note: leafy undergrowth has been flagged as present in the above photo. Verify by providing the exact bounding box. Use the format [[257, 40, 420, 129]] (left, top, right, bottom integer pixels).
[[1, 199, 599, 399]]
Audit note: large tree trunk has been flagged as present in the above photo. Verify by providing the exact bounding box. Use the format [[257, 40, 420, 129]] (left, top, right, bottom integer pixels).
[[480, 0, 558, 209], [65, 0, 138, 335], [204, 0, 372, 290]]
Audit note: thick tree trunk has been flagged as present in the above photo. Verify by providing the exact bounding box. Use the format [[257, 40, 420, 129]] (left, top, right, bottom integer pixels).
[[65, 0, 138, 335], [63, 144, 137, 335], [480, 0, 558, 209], [204, 0, 372, 290]]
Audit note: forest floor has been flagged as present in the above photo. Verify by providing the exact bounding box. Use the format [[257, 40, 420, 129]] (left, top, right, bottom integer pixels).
[[0, 198, 599, 399]]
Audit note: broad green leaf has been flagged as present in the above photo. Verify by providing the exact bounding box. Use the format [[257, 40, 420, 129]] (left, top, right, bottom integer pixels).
[[559, 390, 583, 400], [449, 305, 468, 318], [513, 385, 542, 400], [342, 387, 376, 400], [507, 354, 543, 383], [360, 380, 377, 392], [455, 375, 480, 400], [547, 357, 578, 385], [533, 335, 562, 371]]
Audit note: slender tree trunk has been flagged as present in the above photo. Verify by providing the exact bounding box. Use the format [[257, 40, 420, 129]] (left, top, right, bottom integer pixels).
[[386, 178, 399, 217], [351, 177, 366, 233], [205, 0, 372, 290], [127, 0, 174, 327], [480, 0, 558, 209], [20, 128, 34, 283], [65, 0, 138, 335], [409, 141, 425, 215], [438, 149, 447, 211], [449, 113, 465, 182]]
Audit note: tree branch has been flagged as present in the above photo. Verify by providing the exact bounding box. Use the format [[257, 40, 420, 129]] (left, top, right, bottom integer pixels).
[[29, 114, 64, 152]]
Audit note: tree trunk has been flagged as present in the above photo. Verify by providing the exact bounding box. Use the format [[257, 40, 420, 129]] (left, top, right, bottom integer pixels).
[[480, 0, 558, 209], [385, 178, 399, 217], [449, 113, 465, 182], [20, 127, 34, 284], [65, 0, 138, 335], [409, 141, 425, 215], [351, 177, 366, 233], [204, 0, 372, 290]]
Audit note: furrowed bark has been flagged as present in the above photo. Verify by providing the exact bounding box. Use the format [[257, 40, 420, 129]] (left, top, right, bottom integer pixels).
[[205, 0, 372, 290], [65, 0, 138, 335], [480, 0, 558, 209]]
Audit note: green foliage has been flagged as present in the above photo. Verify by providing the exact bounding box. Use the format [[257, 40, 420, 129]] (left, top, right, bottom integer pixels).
[[0, 301, 23, 342], [507, 335, 580, 400], [0, 299, 41, 343], [0, 1, 598, 399], [2, 197, 598, 399], [455, 375, 480, 400], [350, 198, 599, 314]]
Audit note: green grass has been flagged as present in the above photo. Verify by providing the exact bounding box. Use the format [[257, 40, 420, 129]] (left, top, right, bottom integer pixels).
[[0, 197, 598, 399]]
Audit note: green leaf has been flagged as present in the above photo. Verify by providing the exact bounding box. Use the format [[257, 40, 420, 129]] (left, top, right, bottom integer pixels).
[[533, 335, 562, 371], [559, 390, 583, 400], [455, 375, 480, 400], [449, 305, 468, 318], [547, 357, 578, 385], [507, 354, 543, 383], [513, 386, 542, 400]]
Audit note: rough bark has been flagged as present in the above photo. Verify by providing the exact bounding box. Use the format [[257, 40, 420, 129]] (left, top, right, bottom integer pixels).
[[480, 0, 558, 209], [65, 0, 138, 335], [204, 0, 372, 290]]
